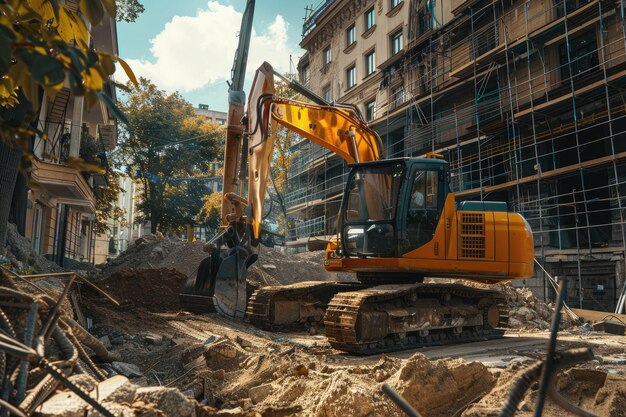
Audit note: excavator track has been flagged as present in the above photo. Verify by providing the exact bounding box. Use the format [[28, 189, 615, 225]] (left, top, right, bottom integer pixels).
[[246, 281, 363, 331], [324, 283, 509, 354]]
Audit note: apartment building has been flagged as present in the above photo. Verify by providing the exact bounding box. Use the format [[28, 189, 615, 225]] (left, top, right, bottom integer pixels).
[[195, 104, 228, 126], [23, 4, 119, 266], [290, 0, 626, 312]]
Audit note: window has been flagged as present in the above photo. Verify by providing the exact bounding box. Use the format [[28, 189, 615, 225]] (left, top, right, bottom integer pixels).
[[405, 170, 439, 252], [365, 50, 375, 76], [365, 100, 376, 121], [391, 29, 403, 55], [390, 0, 401, 8], [346, 65, 356, 89], [322, 84, 332, 102], [323, 46, 332, 65], [559, 30, 598, 84], [555, 0, 592, 18], [342, 163, 405, 257], [346, 24, 356, 47], [418, 4, 432, 34], [365, 7, 375, 31], [299, 64, 310, 85], [390, 85, 405, 109]]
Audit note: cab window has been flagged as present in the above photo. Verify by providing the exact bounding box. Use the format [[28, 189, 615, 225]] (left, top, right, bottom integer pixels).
[[405, 170, 438, 252]]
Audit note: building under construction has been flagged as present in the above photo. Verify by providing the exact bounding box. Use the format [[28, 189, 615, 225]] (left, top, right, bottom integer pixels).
[[286, 0, 626, 312]]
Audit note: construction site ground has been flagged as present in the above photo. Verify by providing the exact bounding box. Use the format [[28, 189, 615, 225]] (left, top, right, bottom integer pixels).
[[2, 231, 626, 417]]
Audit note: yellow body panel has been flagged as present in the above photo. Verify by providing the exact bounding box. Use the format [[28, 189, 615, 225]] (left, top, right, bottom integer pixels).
[[325, 194, 534, 282]]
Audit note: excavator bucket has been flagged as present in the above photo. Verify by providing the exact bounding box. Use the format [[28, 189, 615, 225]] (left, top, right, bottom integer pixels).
[[179, 252, 220, 313], [212, 245, 254, 319]]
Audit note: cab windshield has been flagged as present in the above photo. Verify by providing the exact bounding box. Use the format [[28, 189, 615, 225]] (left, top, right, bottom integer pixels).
[[342, 163, 404, 256]]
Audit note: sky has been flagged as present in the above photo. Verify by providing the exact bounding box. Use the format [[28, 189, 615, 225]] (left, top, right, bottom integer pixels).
[[116, 1, 312, 112]]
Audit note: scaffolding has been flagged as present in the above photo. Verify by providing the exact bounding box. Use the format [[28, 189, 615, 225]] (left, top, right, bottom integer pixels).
[[289, 0, 626, 312]]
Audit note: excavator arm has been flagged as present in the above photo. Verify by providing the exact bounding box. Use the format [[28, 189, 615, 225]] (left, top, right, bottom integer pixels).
[[244, 62, 383, 241], [181, 61, 384, 318]]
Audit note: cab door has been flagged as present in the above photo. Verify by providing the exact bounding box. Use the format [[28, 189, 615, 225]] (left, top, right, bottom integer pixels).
[[401, 167, 446, 254]]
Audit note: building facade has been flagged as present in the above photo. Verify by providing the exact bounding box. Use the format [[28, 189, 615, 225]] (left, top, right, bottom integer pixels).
[[23, 3, 119, 266], [290, 0, 626, 312]]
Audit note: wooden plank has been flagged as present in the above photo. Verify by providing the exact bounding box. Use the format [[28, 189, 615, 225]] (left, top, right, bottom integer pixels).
[[570, 308, 626, 323]]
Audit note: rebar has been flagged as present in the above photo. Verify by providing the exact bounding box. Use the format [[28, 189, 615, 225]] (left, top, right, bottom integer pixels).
[[534, 278, 569, 417], [382, 383, 423, 417], [14, 301, 38, 405], [64, 326, 107, 381]]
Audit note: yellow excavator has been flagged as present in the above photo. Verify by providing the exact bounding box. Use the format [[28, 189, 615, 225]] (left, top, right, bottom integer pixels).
[[180, 1, 534, 353]]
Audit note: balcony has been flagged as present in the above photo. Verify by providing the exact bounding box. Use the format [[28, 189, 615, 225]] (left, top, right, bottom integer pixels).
[[30, 159, 96, 213]]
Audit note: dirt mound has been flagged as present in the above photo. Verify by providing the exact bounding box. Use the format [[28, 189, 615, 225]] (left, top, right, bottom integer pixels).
[[464, 367, 626, 417], [389, 353, 496, 417], [101, 267, 187, 311]]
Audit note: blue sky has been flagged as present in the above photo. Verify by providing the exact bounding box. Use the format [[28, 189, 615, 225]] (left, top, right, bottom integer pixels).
[[116, 1, 311, 112]]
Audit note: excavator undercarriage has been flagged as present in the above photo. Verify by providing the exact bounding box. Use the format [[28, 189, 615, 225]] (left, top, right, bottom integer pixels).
[[244, 280, 508, 354]]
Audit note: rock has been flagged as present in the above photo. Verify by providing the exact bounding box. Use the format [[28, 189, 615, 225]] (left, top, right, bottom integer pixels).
[[248, 383, 274, 404], [236, 335, 253, 348], [134, 237, 148, 246], [37, 391, 88, 417], [94, 376, 137, 403], [208, 341, 239, 359], [37, 376, 136, 417], [578, 323, 593, 332], [112, 362, 144, 378], [514, 306, 535, 321], [135, 386, 195, 417], [87, 402, 135, 417], [291, 364, 308, 377], [155, 231, 164, 239], [374, 370, 389, 382], [534, 302, 551, 320], [508, 317, 524, 328], [240, 398, 253, 410], [261, 264, 276, 270], [99, 335, 112, 350], [216, 407, 244, 415], [150, 246, 165, 260], [533, 319, 550, 330], [144, 333, 163, 345], [67, 374, 98, 394], [110, 335, 125, 346]]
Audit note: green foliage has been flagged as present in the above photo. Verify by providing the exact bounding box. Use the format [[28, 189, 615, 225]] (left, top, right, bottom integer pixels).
[[116, 0, 144, 22], [197, 192, 222, 234], [117, 78, 224, 233], [0, 0, 138, 147], [79, 131, 125, 234]]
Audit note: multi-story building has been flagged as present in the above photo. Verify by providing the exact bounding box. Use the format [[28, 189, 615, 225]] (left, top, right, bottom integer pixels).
[[195, 104, 228, 126], [290, 0, 626, 312], [23, 4, 119, 266]]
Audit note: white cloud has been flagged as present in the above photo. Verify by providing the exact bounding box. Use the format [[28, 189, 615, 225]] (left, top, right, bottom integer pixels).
[[116, 2, 296, 92]]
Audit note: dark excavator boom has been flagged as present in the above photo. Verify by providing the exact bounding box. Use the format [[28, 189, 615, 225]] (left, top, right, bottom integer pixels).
[[180, 0, 256, 315]]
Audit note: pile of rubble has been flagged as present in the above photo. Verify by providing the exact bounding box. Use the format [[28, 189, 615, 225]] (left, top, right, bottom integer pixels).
[[498, 284, 576, 330], [2, 223, 62, 274], [99, 234, 352, 299]]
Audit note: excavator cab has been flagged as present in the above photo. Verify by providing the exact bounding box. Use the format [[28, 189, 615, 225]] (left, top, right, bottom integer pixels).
[[339, 157, 449, 258]]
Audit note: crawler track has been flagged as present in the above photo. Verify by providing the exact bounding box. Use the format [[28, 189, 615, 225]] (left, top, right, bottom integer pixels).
[[246, 281, 363, 331], [324, 284, 509, 354]]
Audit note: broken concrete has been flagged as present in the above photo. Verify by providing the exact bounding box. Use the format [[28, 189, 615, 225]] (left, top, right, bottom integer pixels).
[[135, 386, 196, 417]]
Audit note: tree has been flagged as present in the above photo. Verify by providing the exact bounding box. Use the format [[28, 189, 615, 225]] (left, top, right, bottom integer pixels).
[[116, 0, 144, 22], [197, 191, 222, 235], [117, 78, 223, 234], [0, 0, 138, 253]]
